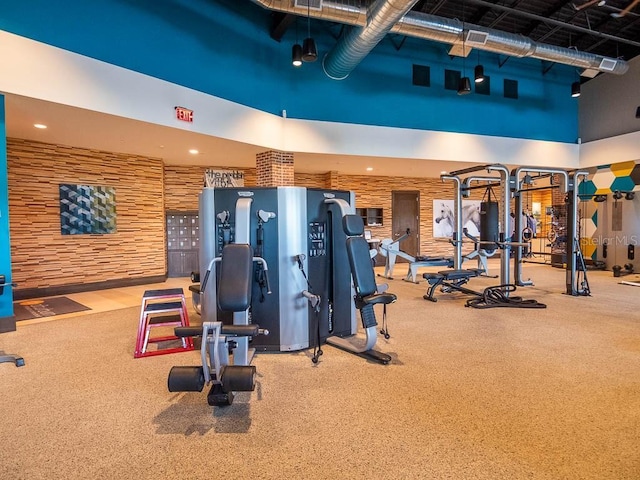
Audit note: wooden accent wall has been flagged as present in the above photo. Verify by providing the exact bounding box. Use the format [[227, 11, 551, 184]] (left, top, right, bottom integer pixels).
[[294, 171, 476, 257], [7, 138, 166, 294], [7, 138, 502, 297], [163, 165, 257, 211]]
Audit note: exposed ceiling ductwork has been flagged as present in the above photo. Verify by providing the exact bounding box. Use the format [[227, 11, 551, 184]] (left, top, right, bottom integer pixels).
[[249, 0, 629, 78], [322, 0, 421, 80]]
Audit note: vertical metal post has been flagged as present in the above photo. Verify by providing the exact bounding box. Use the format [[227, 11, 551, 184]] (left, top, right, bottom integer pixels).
[[441, 175, 462, 269], [486, 164, 512, 287], [568, 171, 590, 295]]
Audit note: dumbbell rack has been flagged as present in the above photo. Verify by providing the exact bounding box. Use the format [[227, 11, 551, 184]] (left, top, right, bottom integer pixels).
[[134, 288, 194, 358]]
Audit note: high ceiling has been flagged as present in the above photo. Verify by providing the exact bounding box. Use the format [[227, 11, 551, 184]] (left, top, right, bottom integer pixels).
[[6, 1, 639, 179], [269, 0, 640, 68], [408, 0, 640, 62]]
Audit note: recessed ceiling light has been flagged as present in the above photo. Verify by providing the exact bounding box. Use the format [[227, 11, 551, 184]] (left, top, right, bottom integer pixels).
[[189, 149, 199, 154], [366, 167, 373, 171], [34, 123, 47, 129]]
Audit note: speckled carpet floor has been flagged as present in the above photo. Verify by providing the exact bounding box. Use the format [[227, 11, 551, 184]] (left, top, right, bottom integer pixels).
[[1, 264, 639, 480]]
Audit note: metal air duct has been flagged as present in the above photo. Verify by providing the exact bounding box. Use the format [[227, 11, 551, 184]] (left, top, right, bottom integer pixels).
[[249, 0, 629, 77], [322, 0, 420, 80]]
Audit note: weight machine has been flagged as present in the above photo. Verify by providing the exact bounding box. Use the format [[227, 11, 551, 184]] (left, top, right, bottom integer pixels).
[[511, 167, 591, 296]]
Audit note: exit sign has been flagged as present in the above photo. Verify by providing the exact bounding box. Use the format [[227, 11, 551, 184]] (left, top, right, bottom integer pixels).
[[175, 106, 193, 123]]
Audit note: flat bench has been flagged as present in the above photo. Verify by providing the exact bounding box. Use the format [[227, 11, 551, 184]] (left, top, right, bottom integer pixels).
[[422, 269, 484, 302]]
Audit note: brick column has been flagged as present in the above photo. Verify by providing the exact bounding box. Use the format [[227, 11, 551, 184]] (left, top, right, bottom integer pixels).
[[256, 151, 294, 186]]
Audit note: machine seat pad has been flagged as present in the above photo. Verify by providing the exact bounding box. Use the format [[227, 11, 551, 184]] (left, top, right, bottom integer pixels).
[[437, 269, 481, 280], [189, 284, 201, 294], [361, 292, 397, 306], [423, 273, 444, 282]]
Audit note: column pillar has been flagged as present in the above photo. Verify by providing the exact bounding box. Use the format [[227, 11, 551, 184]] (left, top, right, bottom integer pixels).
[[256, 151, 294, 187]]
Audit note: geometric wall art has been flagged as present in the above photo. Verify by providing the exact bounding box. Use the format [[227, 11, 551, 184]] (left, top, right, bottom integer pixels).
[[59, 184, 117, 235]]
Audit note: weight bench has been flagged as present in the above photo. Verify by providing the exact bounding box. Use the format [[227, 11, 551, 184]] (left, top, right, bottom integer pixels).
[[404, 256, 455, 283], [422, 269, 484, 302]]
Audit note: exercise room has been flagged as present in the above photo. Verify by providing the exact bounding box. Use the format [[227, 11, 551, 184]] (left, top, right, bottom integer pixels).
[[1, 2, 639, 479]]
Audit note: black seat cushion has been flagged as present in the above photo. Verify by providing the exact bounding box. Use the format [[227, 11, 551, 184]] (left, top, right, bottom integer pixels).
[[218, 244, 253, 312]]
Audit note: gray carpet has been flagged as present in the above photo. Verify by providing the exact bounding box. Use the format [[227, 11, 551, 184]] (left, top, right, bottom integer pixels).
[[0, 265, 639, 480], [13, 296, 91, 321]]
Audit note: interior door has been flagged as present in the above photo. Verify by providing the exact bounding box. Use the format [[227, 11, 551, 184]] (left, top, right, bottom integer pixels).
[[392, 191, 420, 261]]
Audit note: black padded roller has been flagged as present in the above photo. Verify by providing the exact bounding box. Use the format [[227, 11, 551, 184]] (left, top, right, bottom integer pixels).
[[174, 326, 203, 338], [168, 366, 205, 392], [221, 366, 256, 392], [220, 324, 259, 337]]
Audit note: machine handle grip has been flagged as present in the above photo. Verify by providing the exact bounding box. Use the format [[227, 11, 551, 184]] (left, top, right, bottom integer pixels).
[[254, 257, 271, 294]]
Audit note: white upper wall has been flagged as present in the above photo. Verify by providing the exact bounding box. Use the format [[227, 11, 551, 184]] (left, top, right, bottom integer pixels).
[[579, 56, 640, 168], [0, 30, 580, 170], [580, 56, 640, 143]]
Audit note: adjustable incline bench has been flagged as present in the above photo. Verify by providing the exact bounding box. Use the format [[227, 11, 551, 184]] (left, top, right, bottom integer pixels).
[[422, 268, 484, 302]]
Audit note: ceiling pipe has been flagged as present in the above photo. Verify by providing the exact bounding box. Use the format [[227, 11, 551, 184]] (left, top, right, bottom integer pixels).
[[467, 0, 640, 51], [322, 0, 421, 80], [392, 13, 628, 74], [248, 0, 629, 76]]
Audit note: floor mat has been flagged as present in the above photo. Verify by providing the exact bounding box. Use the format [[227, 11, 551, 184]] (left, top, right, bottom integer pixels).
[[14, 297, 91, 321]]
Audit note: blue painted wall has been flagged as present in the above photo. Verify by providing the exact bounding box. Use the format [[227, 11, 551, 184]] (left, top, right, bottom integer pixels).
[[0, 0, 577, 142], [0, 94, 13, 318]]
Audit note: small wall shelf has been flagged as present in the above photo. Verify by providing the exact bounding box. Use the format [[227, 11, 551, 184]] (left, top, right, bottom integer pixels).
[[356, 207, 383, 226]]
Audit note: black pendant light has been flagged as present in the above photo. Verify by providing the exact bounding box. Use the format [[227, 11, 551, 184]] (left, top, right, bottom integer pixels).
[[292, 43, 303, 67], [571, 81, 581, 98], [302, 0, 317, 62], [457, 28, 472, 95], [457, 76, 472, 95], [292, 17, 302, 67], [474, 50, 485, 84], [302, 38, 317, 62]]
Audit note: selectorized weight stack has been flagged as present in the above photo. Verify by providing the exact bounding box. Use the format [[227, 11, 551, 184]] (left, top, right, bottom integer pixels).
[[197, 186, 357, 353], [171, 183, 392, 409]]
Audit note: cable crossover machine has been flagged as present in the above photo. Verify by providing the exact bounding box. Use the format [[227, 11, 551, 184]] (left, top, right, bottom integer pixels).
[[425, 164, 590, 306]]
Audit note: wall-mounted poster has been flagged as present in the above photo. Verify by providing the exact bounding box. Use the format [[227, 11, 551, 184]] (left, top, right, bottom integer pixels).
[[59, 184, 117, 235], [433, 199, 481, 238]]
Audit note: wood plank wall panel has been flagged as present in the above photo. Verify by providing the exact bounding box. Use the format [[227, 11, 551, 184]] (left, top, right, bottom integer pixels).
[[7, 135, 505, 295], [294, 172, 480, 257], [294, 172, 327, 189], [7, 138, 166, 292], [163, 165, 257, 211]]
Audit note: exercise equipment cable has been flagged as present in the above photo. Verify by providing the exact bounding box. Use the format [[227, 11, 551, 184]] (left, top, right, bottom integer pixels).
[[295, 254, 323, 364], [465, 284, 547, 309]]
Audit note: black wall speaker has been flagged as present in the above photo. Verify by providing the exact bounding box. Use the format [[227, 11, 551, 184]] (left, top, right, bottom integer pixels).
[[636, 106, 640, 118]]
